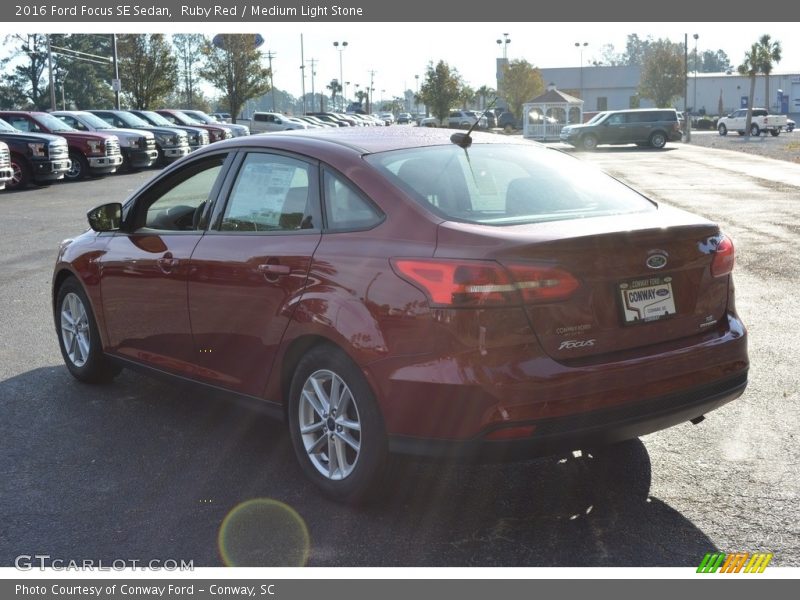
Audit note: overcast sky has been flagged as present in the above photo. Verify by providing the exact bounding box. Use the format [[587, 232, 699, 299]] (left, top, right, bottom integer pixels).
[[7, 22, 800, 101]]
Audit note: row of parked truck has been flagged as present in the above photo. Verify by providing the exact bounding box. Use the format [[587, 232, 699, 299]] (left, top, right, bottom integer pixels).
[[0, 109, 251, 192]]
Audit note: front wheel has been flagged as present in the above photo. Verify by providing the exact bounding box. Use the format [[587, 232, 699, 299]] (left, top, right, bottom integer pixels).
[[65, 151, 89, 181], [718, 123, 728, 136], [580, 134, 598, 151], [649, 131, 667, 149], [750, 123, 760, 137], [55, 277, 121, 383], [8, 155, 31, 190], [287, 344, 388, 504]]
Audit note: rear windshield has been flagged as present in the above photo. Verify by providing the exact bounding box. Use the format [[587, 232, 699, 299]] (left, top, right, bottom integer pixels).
[[365, 144, 655, 226]]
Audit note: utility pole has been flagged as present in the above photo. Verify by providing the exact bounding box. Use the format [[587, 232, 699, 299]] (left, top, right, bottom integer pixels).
[[111, 33, 120, 109], [684, 33, 690, 142], [367, 69, 377, 114], [300, 34, 306, 114], [307, 58, 318, 111], [47, 35, 56, 111], [265, 50, 277, 111]]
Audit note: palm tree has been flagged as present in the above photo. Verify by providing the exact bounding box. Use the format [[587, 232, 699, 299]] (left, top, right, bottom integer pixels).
[[737, 43, 760, 137], [756, 34, 781, 112], [327, 79, 342, 111], [475, 85, 496, 110]]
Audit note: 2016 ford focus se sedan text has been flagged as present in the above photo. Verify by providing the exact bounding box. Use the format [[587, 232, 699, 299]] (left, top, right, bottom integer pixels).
[[52, 128, 748, 502]]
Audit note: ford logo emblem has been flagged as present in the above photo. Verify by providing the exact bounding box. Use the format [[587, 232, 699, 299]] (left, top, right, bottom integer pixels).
[[646, 253, 668, 269]]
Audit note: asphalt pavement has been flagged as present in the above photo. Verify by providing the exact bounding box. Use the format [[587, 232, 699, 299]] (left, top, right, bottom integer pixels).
[[0, 143, 797, 567]]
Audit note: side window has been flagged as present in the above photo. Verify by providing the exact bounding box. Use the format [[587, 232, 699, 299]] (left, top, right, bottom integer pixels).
[[254, 114, 267, 122], [139, 156, 227, 231], [57, 115, 77, 129], [607, 113, 625, 125], [221, 153, 319, 233], [94, 114, 113, 126], [323, 170, 383, 231], [7, 117, 31, 132]]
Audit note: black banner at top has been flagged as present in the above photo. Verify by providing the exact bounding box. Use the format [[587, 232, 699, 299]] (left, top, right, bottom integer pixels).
[[2, 0, 795, 22]]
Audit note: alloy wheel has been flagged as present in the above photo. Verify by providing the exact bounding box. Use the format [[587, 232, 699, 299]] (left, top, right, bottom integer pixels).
[[60, 292, 90, 367], [298, 369, 362, 481]]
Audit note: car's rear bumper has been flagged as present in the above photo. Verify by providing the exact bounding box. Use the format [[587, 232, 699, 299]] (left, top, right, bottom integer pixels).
[[388, 370, 747, 459], [372, 310, 748, 454]]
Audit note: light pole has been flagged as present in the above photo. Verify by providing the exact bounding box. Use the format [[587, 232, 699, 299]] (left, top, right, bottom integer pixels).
[[574, 42, 588, 100], [333, 41, 348, 110], [344, 81, 350, 107], [693, 33, 699, 114], [496, 33, 511, 59], [496, 33, 511, 110], [414, 74, 420, 113]]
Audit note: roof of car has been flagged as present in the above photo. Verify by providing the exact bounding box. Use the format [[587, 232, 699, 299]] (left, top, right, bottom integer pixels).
[[228, 126, 538, 155]]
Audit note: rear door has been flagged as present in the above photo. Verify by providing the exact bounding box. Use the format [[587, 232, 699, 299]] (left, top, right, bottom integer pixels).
[[187, 151, 322, 397]]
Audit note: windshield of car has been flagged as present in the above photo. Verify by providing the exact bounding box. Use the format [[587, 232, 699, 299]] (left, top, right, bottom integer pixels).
[[75, 112, 115, 129], [365, 144, 655, 226], [36, 113, 75, 132], [169, 112, 202, 125], [183, 111, 213, 124], [586, 112, 608, 125], [0, 118, 17, 132], [140, 111, 173, 126], [114, 112, 150, 128]]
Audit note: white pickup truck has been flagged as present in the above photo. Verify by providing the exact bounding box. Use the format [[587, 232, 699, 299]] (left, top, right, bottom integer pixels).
[[248, 112, 309, 133], [717, 108, 788, 137]]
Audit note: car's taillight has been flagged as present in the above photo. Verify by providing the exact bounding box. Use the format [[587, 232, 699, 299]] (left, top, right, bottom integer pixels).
[[711, 235, 735, 277], [391, 259, 579, 307]]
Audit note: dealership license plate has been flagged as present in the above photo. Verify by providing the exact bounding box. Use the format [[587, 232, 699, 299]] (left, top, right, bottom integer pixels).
[[619, 276, 676, 324]]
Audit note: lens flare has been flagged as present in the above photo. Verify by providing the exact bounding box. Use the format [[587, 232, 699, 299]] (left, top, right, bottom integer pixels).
[[218, 498, 310, 567]]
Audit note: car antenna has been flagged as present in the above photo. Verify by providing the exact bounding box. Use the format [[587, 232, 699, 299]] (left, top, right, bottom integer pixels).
[[450, 96, 498, 148]]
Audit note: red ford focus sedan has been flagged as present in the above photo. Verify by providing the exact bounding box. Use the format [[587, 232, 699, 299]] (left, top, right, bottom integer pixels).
[[52, 128, 748, 502]]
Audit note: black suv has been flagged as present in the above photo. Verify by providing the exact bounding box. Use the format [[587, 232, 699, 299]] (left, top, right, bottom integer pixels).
[[560, 108, 682, 150]]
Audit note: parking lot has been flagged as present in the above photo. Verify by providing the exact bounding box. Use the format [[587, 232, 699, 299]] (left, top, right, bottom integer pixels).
[[1, 141, 798, 567]]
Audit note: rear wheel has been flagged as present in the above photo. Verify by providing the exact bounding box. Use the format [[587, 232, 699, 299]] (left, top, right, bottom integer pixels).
[[66, 151, 88, 181], [649, 131, 667, 149], [718, 123, 728, 136], [55, 277, 121, 383], [287, 344, 388, 504], [580, 134, 599, 151], [750, 123, 760, 137], [8, 155, 31, 190], [769, 129, 780, 137]]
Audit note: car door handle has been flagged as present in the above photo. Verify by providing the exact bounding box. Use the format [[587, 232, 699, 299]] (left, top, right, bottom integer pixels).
[[257, 263, 291, 276], [157, 253, 179, 273]]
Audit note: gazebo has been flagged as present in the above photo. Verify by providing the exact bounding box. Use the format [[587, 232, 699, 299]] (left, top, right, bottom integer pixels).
[[523, 83, 584, 141]]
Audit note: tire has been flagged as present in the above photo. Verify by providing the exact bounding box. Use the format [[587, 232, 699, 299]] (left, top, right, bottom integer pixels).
[[66, 151, 89, 181], [55, 277, 121, 384], [769, 129, 780, 137], [8, 155, 31, 190], [503, 124, 514, 133], [580, 134, 598, 151], [718, 123, 727, 136], [750, 123, 760, 137], [649, 131, 667, 149], [287, 344, 388, 504]]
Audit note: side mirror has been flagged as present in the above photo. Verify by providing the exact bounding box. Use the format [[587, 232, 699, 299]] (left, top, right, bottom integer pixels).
[[87, 202, 122, 232]]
